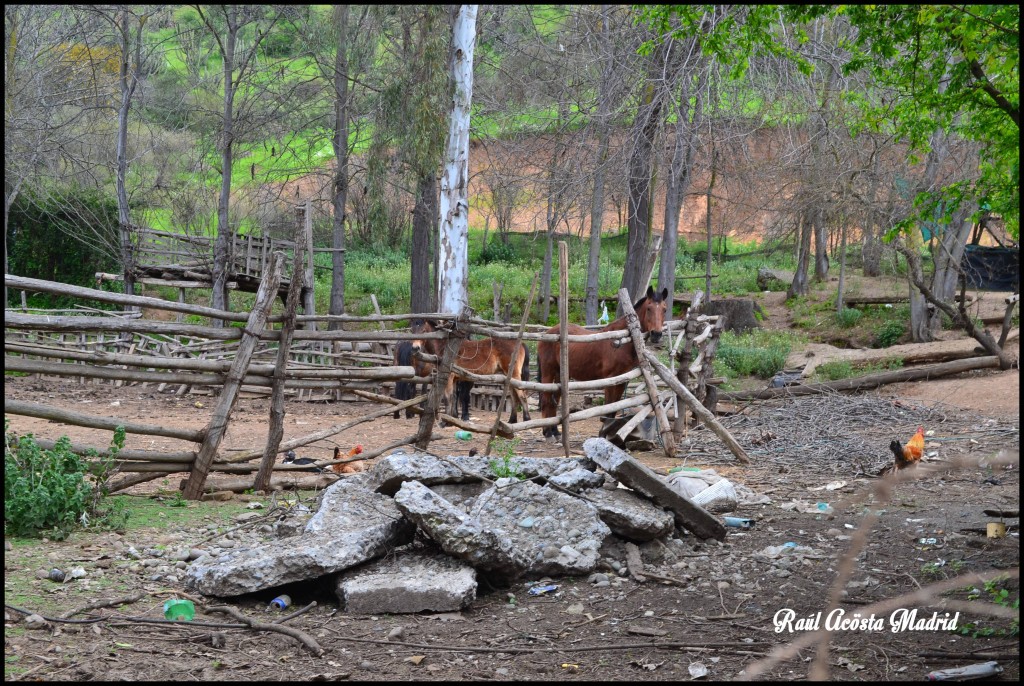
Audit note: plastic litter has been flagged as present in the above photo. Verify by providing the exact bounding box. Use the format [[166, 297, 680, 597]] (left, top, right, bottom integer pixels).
[[724, 517, 754, 529], [528, 584, 559, 596], [926, 661, 1002, 681], [163, 599, 195, 622], [454, 430, 473, 441], [692, 479, 738, 514]]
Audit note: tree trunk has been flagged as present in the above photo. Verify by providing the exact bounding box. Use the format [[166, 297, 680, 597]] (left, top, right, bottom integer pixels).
[[813, 214, 829, 281], [329, 5, 350, 328], [411, 172, 437, 313], [928, 207, 974, 334], [789, 211, 812, 298], [584, 4, 612, 326], [115, 8, 143, 306], [659, 62, 702, 312], [437, 4, 476, 315], [211, 8, 238, 325], [619, 80, 663, 313]]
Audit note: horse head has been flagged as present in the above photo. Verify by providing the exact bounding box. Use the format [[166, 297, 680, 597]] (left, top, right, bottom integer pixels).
[[409, 318, 438, 356], [635, 285, 668, 344]]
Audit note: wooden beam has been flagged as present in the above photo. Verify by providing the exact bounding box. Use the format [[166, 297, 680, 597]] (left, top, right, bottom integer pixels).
[[183, 252, 284, 499]]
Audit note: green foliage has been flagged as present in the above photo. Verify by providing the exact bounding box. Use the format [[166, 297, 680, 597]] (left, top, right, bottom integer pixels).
[[487, 437, 525, 480], [480, 238, 519, 265], [715, 330, 801, 379], [875, 320, 906, 348], [958, 576, 1019, 638], [815, 357, 903, 382], [6, 189, 121, 308], [4, 423, 128, 540], [836, 307, 863, 328]]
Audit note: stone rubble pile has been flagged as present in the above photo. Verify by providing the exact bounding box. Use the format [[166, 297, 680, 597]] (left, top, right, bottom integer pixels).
[[184, 437, 727, 614]]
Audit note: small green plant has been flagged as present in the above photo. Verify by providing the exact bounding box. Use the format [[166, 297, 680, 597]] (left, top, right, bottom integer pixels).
[[487, 437, 525, 479], [958, 576, 1019, 637], [716, 330, 801, 379], [815, 357, 903, 381], [168, 491, 188, 508], [875, 320, 906, 348], [4, 422, 128, 539], [836, 307, 863, 328]]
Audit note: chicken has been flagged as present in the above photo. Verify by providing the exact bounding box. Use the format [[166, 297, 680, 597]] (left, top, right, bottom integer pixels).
[[332, 444, 365, 474], [887, 426, 925, 472]]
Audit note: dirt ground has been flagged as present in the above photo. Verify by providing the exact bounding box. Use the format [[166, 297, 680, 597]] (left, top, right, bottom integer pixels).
[[5, 272, 1021, 681]]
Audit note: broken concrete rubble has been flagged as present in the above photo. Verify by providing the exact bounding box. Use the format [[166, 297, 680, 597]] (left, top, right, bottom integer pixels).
[[393, 479, 533, 578], [184, 442, 729, 609], [370, 452, 595, 495], [579, 487, 675, 542], [184, 481, 414, 596], [469, 478, 611, 576], [337, 552, 477, 613], [584, 437, 727, 541]]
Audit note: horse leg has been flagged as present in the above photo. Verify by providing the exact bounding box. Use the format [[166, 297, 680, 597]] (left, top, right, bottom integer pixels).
[[457, 381, 472, 421], [605, 383, 627, 405]]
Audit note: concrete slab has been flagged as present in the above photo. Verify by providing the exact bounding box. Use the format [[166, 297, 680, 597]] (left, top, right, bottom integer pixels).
[[583, 438, 726, 541], [337, 552, 477, 614]]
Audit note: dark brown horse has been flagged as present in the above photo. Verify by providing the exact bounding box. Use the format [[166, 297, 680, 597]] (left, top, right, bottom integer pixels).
[[410, 319, 531, 424], [393, 334, 473, 419], [537, 285, 668, 439]]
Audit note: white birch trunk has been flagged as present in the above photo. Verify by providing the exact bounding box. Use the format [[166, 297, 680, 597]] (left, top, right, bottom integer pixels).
[[437, 5, 477, 315]]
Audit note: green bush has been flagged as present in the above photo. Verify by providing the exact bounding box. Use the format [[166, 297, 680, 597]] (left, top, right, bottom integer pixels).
[[836, 307, 863, 328], [716, 330, 799, 379], [480, 238, 519, 264], [4, 424, 128, 539], [876, 320, 906, 348]]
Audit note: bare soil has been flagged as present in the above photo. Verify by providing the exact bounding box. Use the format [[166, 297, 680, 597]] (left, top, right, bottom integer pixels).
[[4, 281, 1020, 681]]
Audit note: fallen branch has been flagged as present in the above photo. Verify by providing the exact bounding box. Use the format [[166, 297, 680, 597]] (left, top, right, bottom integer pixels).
[[60, 592, 147, 619], [720, 356, 1003, 402], [206, 604, 324, 656]]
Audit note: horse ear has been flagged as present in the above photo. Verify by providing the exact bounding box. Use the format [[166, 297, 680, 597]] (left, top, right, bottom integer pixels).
[[660, 287, 668, 302], [646, 285, 655, 298]]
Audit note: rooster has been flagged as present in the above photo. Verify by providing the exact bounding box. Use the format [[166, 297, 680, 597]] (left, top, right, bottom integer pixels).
[[885, 426, 925, 473], [332, 445, 365, 474]]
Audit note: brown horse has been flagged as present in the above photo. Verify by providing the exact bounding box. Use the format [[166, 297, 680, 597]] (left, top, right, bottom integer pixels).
[[537, 285, 668, 439], [393, 334, 473, 420], [410, 319, 532, 424]]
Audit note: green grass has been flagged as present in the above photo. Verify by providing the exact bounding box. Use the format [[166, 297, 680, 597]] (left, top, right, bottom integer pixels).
[[814, 357, 904, 382], [715, 329, 804, 380]]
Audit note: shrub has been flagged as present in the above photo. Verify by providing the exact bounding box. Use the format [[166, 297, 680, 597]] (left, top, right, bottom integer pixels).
[[876, 320, 906, 348], [716, 330, 799, 379], [4, 423, 128, 539], [836, 307, 863, 328]]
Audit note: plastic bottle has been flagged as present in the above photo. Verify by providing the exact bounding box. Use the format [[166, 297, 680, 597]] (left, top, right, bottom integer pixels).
[[455, 430, 473, 441], [163, 599, 195, 621], [926, 661, 1002, 681], [269, 594, 291, 610]]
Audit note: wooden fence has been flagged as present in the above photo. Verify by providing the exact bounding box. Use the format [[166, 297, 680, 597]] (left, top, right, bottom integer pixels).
[[5, 264, 743, 498]]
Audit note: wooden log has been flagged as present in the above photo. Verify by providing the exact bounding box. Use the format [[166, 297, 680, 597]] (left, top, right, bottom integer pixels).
[[619, 288, 675, 459], [26, 438, 195, 462], [183, 252, 284, 500], [183, 474, 337, 493], [415, 312, 466, 450], [719, 356, 1003, 401], [643, 351, 751, 464], [507, 392, 653, 433], [559, 243, 571, 457], [255, 237, 306, 493], [5, 398, 203, 443], [221, 393, 430, 464]]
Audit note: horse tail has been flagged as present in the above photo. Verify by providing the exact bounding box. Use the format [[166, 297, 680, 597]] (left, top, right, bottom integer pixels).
[[394, 341, 414, 402], [521, 344, 531, 383]]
